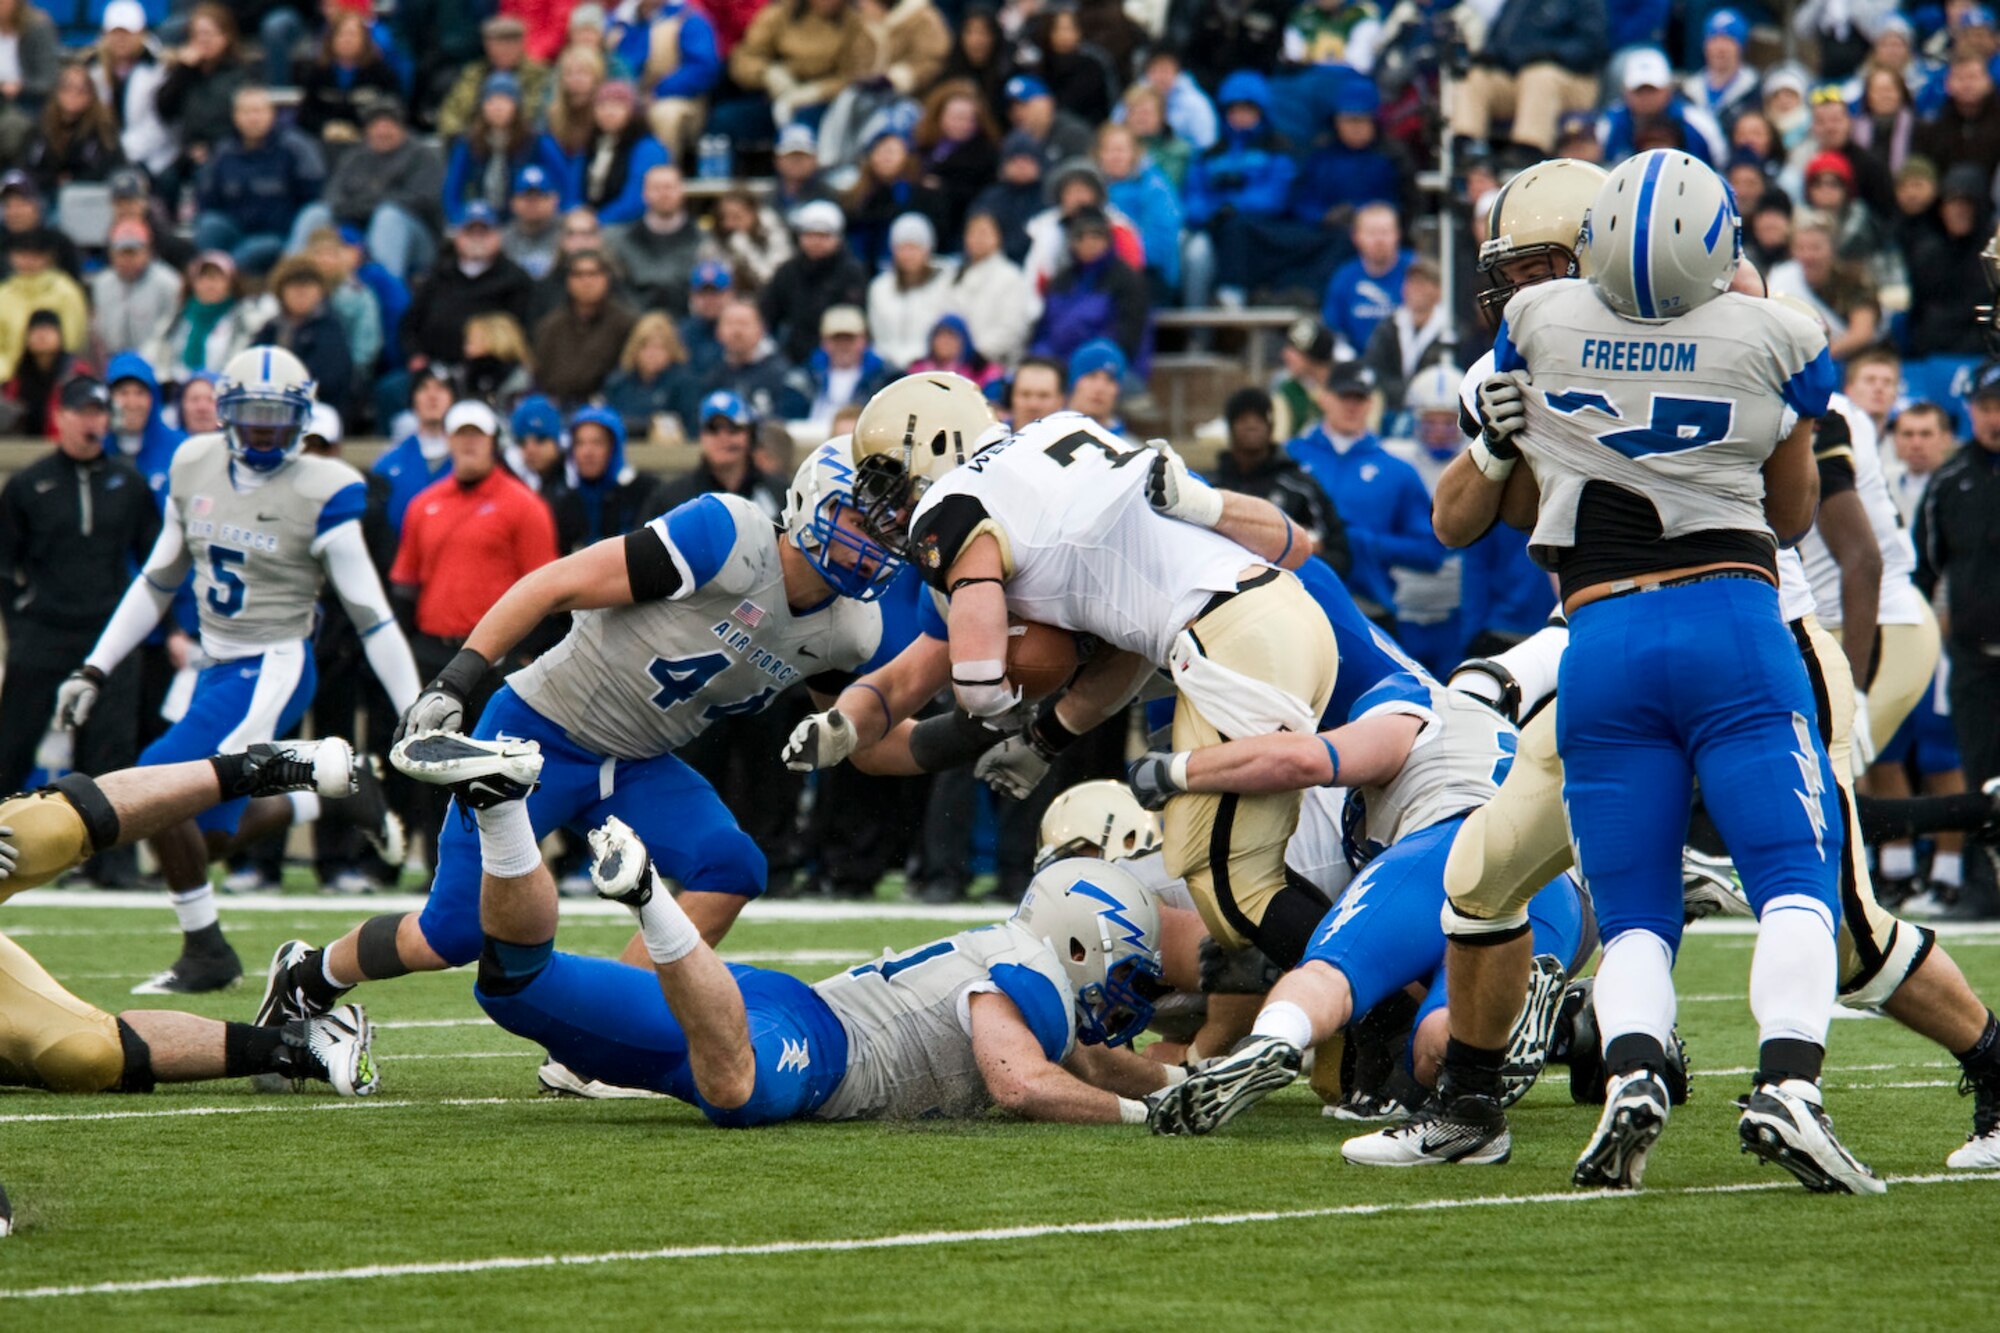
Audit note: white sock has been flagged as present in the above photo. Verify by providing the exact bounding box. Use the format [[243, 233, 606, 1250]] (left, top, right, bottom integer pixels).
[[286, 791, 321, 824], [1252, 1000, 1315, 1051], [633, 892, 700, 965], [1487, 623, 1570, 716], [1933, 850, 1963, 888], [321, 949, 344, 989], [1750, 896, 1837, 1048], [170, 885, 218, 934], [474, 800, 542, 880], [1879, 842, 1916, 879], [1593, 929, 1678, 1054]]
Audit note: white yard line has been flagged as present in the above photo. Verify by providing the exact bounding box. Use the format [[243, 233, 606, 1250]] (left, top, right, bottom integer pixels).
[[5, 890, 1014, 923], [3, 1171, 1994, 1301], [0, 1097, 556, 1124]]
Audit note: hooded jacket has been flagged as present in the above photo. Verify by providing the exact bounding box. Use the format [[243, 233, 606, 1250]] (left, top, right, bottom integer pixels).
[[104, 351, 186, 506], [1182, 72, 1295, 226], [551, 406, 662, 551]]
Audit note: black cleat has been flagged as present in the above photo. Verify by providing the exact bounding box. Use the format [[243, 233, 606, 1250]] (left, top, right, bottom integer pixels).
[[344, 753, 406, 866], [1738, 1080, 1885, 1194], [240, 738, 358, 799], [132, 940, 243, 995]]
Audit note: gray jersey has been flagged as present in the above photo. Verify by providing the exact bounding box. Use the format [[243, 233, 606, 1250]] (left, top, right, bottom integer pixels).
[[170, 434, 366, 655], [1347, 678, 1518, 862], [508, 494, 884, 761], [1498, 280, 1834, 553], [813, 921, 1076, 1121]]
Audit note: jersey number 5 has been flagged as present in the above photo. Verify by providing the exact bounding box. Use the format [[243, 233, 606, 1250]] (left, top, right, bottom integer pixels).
[[207, 546, 248, 617], [1545, 390, 1733, 459]]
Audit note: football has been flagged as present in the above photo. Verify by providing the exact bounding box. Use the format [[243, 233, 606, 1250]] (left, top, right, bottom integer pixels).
[[1007, 620, 1080, 699]]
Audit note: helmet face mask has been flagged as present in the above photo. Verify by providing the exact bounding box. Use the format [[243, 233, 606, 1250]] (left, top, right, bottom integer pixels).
[[850, 371, 996, 553], [218, 347, 316, 472], [1475, 158, 1607, 328], [785, 438, 904, 600], [1475, 247, 1575, 325], [1011, 856, 1164, 1048], [1076, 956, 1170, 1048]]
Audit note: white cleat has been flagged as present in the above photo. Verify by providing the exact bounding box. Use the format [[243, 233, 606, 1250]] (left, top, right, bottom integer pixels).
[[537, 1059, 668, 1100], [305, 1004, 379, 1097], [1340, 1092, 1511, 1166], [1947, 1126, 2000, 1169], [1499, 952, 1569, 1107], [587, 817, 657, 908], [1572, 1069, 1671, 1189], [1682, 847, 1752, 920], [390, 733, 542, 808], [1738, 1079, 1885, 1194], [1147, 1035, 1301, 1135]]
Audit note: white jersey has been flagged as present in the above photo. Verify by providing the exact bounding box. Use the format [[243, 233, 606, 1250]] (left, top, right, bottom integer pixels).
[[1283, 786, 1357, 899], [1344, 677, 1518, 862], [1797, 393, 1924, 628], [908, 412, 1256, 663], [813, 921, 1076, 1121], [508, 494, 885, 760], [1776, 544, 1817, 623], [1498, 280, 1834, 555]]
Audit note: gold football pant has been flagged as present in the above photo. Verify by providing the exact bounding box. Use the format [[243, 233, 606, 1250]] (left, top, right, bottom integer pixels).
[[1822, 602, 1942, 754], [1164, 572, 1338, 955]]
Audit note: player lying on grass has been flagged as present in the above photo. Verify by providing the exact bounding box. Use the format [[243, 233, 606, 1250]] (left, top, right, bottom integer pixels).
[[0, 742, 376, 1096], [392, 729, 1182, 1125]]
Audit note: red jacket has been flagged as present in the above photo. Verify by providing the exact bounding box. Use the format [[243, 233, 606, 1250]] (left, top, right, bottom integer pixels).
[[391, 467, 558, 638]]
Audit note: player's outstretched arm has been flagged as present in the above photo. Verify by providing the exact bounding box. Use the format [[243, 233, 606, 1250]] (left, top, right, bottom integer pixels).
[[785, 634, 952, 773], [942, 534, 1019, 717], [969, 991, 1163, 1124], [319, 521, 422, 712], [1129, 712, 1425, 806], [1146, 441, 1311, 569]]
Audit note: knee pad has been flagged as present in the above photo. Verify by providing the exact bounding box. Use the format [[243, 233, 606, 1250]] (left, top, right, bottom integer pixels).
[[356, 913, 412, 981], [1842, 921, 1936, 1011], [1442, 899, 1531, 943], [678, 828, 767, 899], [28, 1015, 126, 1094], [0, 790, 95, 896], [49, 772, 120, 852], [476, 936, 553, 997], [113, 1017, 155, 1094]]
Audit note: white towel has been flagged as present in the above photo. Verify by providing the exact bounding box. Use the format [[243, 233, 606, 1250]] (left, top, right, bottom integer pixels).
[[1167, 629, 1317, 740]]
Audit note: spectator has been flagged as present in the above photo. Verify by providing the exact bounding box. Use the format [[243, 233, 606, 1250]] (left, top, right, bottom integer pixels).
[[702, 298, 807, 420], [2, 309, 82, 436], [722, 0, 875, 138], [107, 166, 190, 272], [1682, 8, 1760, 128], [146, 250, 268, 381], [533, 247, 639, 405], [295, 9, 402, 142], [90, 1, 173, 178], [1732, 107, 1786, 164], [443, 71, 567, 229], [0, 376, 156, 804], [771, 122, 837, 214], [0, 0, 57, 166], [759, 199, 868, 364], [1282, 0, 1383, 71], [1021, 160, 1144, 295], [1002, 352, 1066, 425], [1322, 202, 1414, 355], [25, 62, 125, 200], [1002, 72, 1091, 164], [510, 0, 577, 61], [602, 312, 700, 440], [966, 130, 1045, 263], [1118, 84, 1191, 192], [1117, 48, 1216, 153], [1171, 0, 1289, 95], [713, 186, 794, 292], [857, 0, 950, 97], [337, 223, 411, 374], [1272, 315, 1334, 442], [1447, 0, 1606, 158], [943, 208, 1037, 364], [842, 129, 950, 271], [256, 256, 355, 413], [1210, 384, 1347, 570], [1805, 150, 1902, 297], [373, 366, 455, 534], [1286, 359, 1444, 631], [1182, 70, 1296, 308], [915, 78, 1001, 241], [1891, 398, 1955, 519], [1903, 164, 1991, 399], [541, 44, 607, 163], [1291, 79, 1411, 240], [1790, 0, 1887, 81], [438, 15, 551, 139], [502, 163, 565, 281], [865, 212, 951, 368], [508, 393, 567, 493], [602, 164, 699, 316], [606, 0, 720, 158], [653, 388, 786, 514], [1597, 46, 1726, 168], [1769, 217, 1881, 361], [909, 312, 999, 387], [557, 80, 671, 228], [155, 4, 251, 177], [1872, 14, 1943, 116], [1852, 61, 1919, 180], [1030, 205, 1148, 369], [400, 204, 536, 369], [1025, 6, 1117, 124], [459, 309, 536, 408], [681, 257, 731, 368], [1064, 337, 1125, 429], [398, 0, 486, 125], [790, 302, 897, 427], [524, 204, 602, 324], [1762, 63, 1813, 151], [551, 404, 659, 548], [0, 228, 85, 378], [290, 98, 445, 283], [942, 6, 1010, 124], [103, 349, 181, 500], [304, 224, 385, 380], [1916, 52, 2000, 185], [1744, 190, 1796, 273], [1360, 257, 1450, 413], [193, 85, 326, 275], [1096, 122, 1182, 304], [89, 218, 179, 355], [1786, 81, 1895, 214]]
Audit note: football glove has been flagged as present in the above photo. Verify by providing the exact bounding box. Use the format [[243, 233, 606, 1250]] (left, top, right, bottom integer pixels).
[[53, 666, 104, 730], [1146, 441, 1225, 528], [1850, 690, 1876, 776], [1127, 750, 1188, 811], [0, 826, 18, 881], [1475, 372, 1528, 454], [781, 708, 860, 773], [394, 647, 488, 744]]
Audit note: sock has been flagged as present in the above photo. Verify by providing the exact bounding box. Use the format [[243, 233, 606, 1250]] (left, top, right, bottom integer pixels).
[[1488, 622, 1569, 715], [1933, 850, 1964, 888], [1251, 1000, 1314, 1051], [633, 892, 700, 965], [1593, 929, 1679, 1056], [1750, 897, 1837, 1053], [1604, 1032, 1668, 1077], [286, 948, 350, 1009], [287, 791, 321, 824], [1440, 1037, 1505, 1100], [170, 885, 218, 935], [1757, 1037, 1824, 1087], [1956, 1011, 2000, 1078], [223, 1022, 288, 1077], [1879, 842, 1916, 879], [474, 800, 541, 880]]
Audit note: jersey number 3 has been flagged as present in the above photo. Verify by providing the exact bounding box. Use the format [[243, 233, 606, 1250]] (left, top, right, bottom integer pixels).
[[1545, 390, 1733, 459]]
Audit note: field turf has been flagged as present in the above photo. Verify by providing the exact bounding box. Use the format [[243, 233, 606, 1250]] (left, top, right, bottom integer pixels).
[[3, 890, 1999, 1331]]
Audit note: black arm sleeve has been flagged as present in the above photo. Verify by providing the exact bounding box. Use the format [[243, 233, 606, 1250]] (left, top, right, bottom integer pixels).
[[623, 525, 684, 603], [1813, 412, 1857, 499], [1816, 451, 1857, 499]]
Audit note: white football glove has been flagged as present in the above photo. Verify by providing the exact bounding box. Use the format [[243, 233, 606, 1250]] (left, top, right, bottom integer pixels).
[[393, 648, 489, 744], [974, 732, 1053, 801], [782, 708, 859, 772], [1475, 372, 1529, 453], [53, 667, 104, 730], [1146, 441, 1225, 528], [0, 826, 18, 881], [1850, 690, 1876, 777], [1127, 750, 1188, 812]]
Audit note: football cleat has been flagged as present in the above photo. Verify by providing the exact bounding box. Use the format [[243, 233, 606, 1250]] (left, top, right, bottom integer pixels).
[[240, 737, 360, 800], [1560, 977, 1693, 1106], [1499, 952, 1568, 1107], [254, 938, 342, 1027], [297, 1004, 379, 1096], [1948, 1069, 2000, 1169], [345, 753, 406, 866], [1147, 1035, 1301, 1135], [1682, 847, 1751, 920], [537, 1059, 669, 1100], [132, 941, 242, 994], [1324, 1088, 1415, 1123], [1572, 1069, 1671, 1189], [1737, 1080, 1885, 1194], [587, 817, 657, 908], [391, 732, 542, 809], [1340, 1092, 1511, 1166]]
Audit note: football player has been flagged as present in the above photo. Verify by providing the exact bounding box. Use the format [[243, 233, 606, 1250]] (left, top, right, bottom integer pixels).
[[0, 742, 377, 1096], [395, 730, 1181, 1126], [54, 346, 421, 995]]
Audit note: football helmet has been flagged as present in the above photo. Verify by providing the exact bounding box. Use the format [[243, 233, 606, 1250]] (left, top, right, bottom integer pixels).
[[1476, 158, 1607, 325], [783, 434, 903, 602], [1404, 362, 1465, 454], [1035, 779, 1163, 871], [1980, 222, 2000, 350], [1012, 857, 1166, 1047], [1582, 149, 1740, 323], [850, 371, 996, 554], [218, 345, 316, 472]]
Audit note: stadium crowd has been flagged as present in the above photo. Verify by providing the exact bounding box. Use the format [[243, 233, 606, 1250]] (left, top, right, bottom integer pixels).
[[0, 0, 1993, 913]]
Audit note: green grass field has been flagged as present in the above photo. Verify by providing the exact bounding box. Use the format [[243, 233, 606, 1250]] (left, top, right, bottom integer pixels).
[[4, 892, 1999, 1331]]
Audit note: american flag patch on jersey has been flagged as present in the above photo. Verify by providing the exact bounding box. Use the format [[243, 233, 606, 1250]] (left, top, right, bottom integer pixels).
[[731, 600, 766, 628], [189, 496, 212, 519]]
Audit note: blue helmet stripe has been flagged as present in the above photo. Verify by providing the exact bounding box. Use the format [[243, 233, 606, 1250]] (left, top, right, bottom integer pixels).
[[1631, 151, 1665, 319]]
